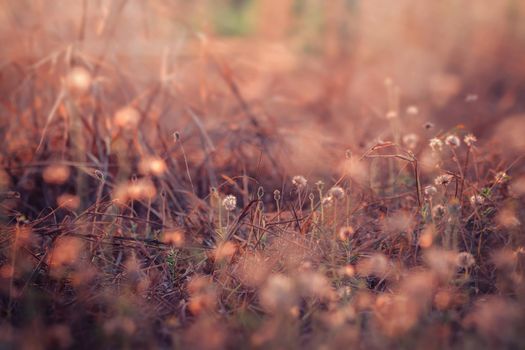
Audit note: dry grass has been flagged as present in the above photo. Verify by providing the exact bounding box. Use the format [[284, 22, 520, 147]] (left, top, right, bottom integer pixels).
[[1, 1, 525, 349]]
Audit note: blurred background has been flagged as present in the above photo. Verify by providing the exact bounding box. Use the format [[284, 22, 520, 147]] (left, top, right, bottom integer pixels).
[[1, 0, 525, 172]]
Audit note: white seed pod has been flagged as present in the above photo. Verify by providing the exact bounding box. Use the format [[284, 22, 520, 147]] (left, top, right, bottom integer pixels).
[[222, 195, 237, 211]]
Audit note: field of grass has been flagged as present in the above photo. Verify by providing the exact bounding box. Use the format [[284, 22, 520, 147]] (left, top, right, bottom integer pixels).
[[1, 1, 525, 349]]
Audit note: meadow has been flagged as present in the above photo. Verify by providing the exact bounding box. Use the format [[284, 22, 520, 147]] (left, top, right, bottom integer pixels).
[[1, 1, 525, 349]]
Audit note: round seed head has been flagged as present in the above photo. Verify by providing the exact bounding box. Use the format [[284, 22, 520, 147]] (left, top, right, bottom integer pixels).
[[66, 66, 92, 94], [114, 106, 140, 130], [222, 195, 237, 212], [292, 175, 307, 189], [434, 174, 453, 186], [402, 133, 419, 150], [463, 133, 477, 147], [445, 134, 461, 148], [139, 156, 167, 176], [406, 106, 419, 116], [424, 185, 438, 197], [386, 111, 398, 119], [338, 226, 355, 240], [429, 138, 443, 152], [456, 252, 475, 269], [328, 186, 345, 200]]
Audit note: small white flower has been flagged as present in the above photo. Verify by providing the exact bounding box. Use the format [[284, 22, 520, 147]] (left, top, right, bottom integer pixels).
[[456, 252, 475, 269], [424, 185, 438, 197], [338, 226, 355, 241], [445, 134, 461, 148], [292, 175, 307, 189], [434, 174, 453, 186], [406, 106, 419, 116], [402, 133, 419, 150], [222, 195, 237, 211], [386, 111, 398, 119], [429, 138, 443, 152], [469, 194, 485, 206], [463, 133, 477, 147], [328, 186, 345, 200]]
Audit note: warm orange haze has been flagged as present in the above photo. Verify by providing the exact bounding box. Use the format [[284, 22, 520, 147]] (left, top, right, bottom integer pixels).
[[1, 1, 525, 349]]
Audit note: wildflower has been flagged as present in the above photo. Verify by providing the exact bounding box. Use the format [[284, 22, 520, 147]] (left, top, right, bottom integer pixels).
[[456, 252, 475, 269], [464, 297, 520, 341], [386, 111, 398, 119], [43, 164, 71, 185], [260, 274, 296, 312], [57, 193, 80, 210], [139, 156, 167, 176], [424, 185, 438, 197], [509, 176, 525, 196], [402, 133, 419, 149], [432, 204, 446, 219], [328, 186, 345, 200], [494, 171, 508, 183], [338, 226, 355, 240], [465, 94, 478, 102], [429, 138, 443, 152], [463, 133, 477, 147], [434, 290, 453, 310], [297, 271, 332, 299], [357, 254, 389, 276], [273, 190, 281, 201], [406, 106, 419, 116], [113, 179, 156, 203], [339, 265, 355, 277], [66, 66, 92, 94], [419, 225, 434, 248], [222, 195, 237, 211], [163, 231, 185, 247], [496, 208, 520, 228], [47, 237, 84, 268], [469, 194, 485, 206], [114, 106, 140, 130], [292, 175, 307, 189], [445, 134, 461, 148], [434, 174, 453, 186], [315, 180, 325, 191], [214, 241, 237, 262]]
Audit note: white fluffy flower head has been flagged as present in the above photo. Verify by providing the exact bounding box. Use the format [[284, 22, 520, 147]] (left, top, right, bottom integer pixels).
[[429, 138, 443, 152], [222, 195, 237, 211], [292, 175, 307, 189], [445, 134, 461, 148]]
